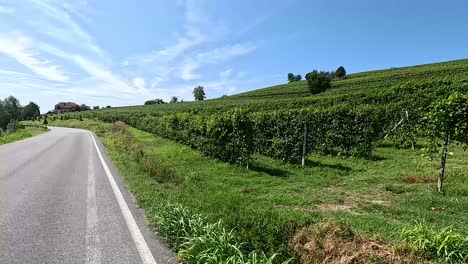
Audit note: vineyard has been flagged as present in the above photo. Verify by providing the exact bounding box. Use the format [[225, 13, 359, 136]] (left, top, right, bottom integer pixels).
[[55, 59, 468, 263], [67, 59, 468, 168]]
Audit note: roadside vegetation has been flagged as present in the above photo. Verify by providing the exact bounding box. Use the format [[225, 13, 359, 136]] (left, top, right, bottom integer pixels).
[[0, 122, 48, 145], [51, 59, 468, 263]]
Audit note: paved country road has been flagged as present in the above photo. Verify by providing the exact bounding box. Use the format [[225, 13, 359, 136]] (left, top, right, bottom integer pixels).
[[0, 127, 176, 264]]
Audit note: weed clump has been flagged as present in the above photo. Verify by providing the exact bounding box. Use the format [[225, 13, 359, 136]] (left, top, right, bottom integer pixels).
[[111, 121, 128, 133], [154, 203, 285, 264], [401, 222, 468, 263]]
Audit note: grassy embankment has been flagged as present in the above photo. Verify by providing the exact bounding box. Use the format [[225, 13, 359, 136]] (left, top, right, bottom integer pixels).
[[50, 118, 468, 263], [0, 125, 48, 145]]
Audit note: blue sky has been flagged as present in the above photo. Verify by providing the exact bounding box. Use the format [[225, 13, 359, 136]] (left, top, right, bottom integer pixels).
[[0, 0, 467, 112]]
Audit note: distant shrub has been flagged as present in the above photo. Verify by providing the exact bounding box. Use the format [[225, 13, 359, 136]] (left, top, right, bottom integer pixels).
[[401, 222, 468, 263], [145, 99, 165, 105], [193, 86, 206, 101], [43, 118, 48, 125], [336, 66, 346, 78], [170, 96, 178, 103], [111, 121, 128, 133], [305, 70, 332, 94], [287, 73, 302, 83], [6, 119, 22, 133], [287, 73, 294, 83]]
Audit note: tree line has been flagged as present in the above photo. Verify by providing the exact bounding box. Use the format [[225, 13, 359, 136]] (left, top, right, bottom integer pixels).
[[0, 96, 40, 131], [288, 66, 347, 94], [144, 85, 206, 105]]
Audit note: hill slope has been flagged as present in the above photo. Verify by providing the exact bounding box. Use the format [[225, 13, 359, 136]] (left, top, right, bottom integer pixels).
[[102, 58, 468, 115]]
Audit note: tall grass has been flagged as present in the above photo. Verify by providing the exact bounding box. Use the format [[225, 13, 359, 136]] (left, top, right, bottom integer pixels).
[[401, 222, 468, 263], [153, 204, 288, 264]]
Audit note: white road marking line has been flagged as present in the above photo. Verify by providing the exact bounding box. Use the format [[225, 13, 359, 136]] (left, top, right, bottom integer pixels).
[[89, 132, 157, 264], [86, 139, 101, 264]]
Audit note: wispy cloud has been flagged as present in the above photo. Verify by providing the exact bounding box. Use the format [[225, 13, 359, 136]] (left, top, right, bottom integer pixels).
[[0, 32, 69, 81], [0, 0, 153, 108], [124, 0, 258, 95], [178, 43, 257, 81]]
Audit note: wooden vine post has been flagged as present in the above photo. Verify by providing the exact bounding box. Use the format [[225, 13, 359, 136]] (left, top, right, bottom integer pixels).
[[437, 134, 450, 192], [301, 121, 307, 167]]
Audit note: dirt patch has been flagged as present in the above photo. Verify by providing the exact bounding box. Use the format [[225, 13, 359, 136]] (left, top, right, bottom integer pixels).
[[398, 175, 437, 184], [318, 203, 355, 212], [242, 187, 256, 194], [370, 200, 390, 206], [273, 204, 315, 212], [291, 220, 429, 264]]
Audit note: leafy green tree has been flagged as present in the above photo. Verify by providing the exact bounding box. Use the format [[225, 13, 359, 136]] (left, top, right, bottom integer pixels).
[[294, 74, 302, 82], [193, 86, 206, 101], [336, 66, 346, 78], [93, 106, 100, 110], [426, 93, 468, 192], [144, 99, 165, 105], [305, 70, 332, 94], [21, 102, 40, 120], [170, 96, 178, 103], [287, 73, 295, 83], [0, 96, 22, 130], [43, 117, 48, 125], [79, 104, 91, 111], [106, 105, 111, 108]]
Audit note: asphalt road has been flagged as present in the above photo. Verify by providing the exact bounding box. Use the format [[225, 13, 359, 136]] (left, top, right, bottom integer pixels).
[[0, 127, 176, 264]]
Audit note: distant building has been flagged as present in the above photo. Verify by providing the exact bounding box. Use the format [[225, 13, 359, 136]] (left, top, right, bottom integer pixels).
[[55, 102, 79, 113]]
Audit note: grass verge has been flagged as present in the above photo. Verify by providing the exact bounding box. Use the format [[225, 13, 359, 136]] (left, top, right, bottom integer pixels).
[[0, 126, 48, 145], [50, 118, 468, 263]]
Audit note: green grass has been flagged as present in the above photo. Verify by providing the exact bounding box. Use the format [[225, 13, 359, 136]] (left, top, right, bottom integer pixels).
[[0, 126, 48, 145], [50, 118, 468, 262]]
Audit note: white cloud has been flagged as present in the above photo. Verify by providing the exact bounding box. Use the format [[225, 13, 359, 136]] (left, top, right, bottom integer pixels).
[[0, 33, 69, 81], [177, 43, 256, 81]]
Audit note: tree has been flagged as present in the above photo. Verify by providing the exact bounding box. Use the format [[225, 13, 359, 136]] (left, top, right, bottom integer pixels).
[[80, 104, 91, 111], [0, 96, 22, 130], [193, 86, 206, 101], [287, 73, 295, 83], [106, 105, 111, 108], [170, 96, 178, 103], [21, 102, 40, 120], [305, 70, 332, 94], [336, 66, 346, 79], [144, 99, 165, 105], [43, 116, 48, 125], [426, 93, 468, 192], [93, 106, 100, 110], [294, 74, 302, 82]]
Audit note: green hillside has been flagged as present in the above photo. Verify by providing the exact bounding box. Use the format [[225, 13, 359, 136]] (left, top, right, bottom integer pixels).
[[100, 58, 468, 116], [230, 58, 468, 100]]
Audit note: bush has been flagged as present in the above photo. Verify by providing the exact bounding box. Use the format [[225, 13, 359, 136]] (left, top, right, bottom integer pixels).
[[111, 121, 128, 133], [305, 70, 331, 94], [335, 66, 346, 78], [401, 222, 468, 263], [6, 119, 22, 133]]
